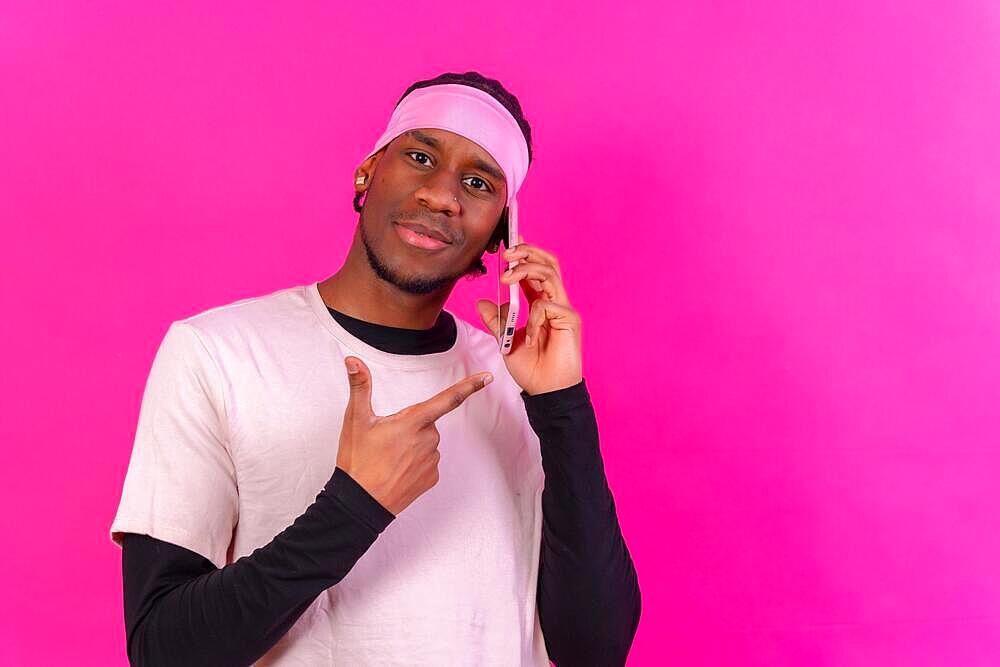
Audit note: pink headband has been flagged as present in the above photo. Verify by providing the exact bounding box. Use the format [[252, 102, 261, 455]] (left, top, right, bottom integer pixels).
[[363, 83, 530, 209]]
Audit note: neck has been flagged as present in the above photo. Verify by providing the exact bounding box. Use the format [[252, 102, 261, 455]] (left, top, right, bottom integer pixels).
[[318, 227, 455, 330]]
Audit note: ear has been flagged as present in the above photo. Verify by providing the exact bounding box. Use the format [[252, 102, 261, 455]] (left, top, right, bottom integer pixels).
[[354, 150, 385, 192]]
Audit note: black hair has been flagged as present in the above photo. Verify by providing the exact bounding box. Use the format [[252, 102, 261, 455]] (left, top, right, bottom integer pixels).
[[353, 71, 534, 275]]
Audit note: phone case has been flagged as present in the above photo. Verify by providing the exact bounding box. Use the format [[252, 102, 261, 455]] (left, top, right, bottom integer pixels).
[[498, 199, 519, 354]]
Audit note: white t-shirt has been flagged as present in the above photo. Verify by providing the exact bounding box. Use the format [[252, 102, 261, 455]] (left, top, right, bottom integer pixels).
[[110, 281, 550, 666]]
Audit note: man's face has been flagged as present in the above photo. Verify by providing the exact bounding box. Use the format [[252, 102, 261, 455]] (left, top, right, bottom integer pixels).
[[357, 128, 508, 295]]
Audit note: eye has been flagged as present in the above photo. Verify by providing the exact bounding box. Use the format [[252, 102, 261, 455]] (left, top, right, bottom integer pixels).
[[405, 150, 433, 167], [463, 176, 492, 192], [406, 151, 494, 194]]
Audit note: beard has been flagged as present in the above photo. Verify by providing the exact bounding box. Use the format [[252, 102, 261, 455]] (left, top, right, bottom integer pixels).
[[358, 208, 489, 296]]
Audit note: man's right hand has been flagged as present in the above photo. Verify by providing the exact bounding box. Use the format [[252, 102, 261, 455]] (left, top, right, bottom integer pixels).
[[335, 356, 494, 515]]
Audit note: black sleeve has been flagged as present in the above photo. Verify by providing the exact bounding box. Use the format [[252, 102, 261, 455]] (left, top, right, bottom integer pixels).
[[521, 378, 642, 666], [120, 466, 395, 667]]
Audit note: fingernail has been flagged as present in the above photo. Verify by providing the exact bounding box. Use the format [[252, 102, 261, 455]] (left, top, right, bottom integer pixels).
[[483, 373, 494, 385], [347, 359, 359, 374], [526, 335, 532, 347]]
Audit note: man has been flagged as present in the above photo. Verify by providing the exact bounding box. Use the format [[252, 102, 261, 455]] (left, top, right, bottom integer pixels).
[[110, 71, 640, 666]]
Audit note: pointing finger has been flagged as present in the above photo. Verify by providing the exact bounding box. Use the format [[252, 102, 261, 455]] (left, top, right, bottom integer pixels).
[[409, 372, 494, 426]]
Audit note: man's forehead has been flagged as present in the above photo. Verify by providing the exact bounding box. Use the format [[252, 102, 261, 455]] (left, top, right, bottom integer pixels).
[[402, 128, 506, 183]]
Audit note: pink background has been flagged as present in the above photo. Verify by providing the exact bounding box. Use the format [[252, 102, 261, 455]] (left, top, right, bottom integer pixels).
[[3, 2, 999, 665]]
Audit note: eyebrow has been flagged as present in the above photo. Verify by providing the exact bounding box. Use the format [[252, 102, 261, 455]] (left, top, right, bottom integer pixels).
[[406, 130, 506, 184]]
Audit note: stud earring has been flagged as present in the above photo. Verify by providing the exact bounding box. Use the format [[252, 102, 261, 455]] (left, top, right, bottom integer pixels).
[[355, 176, 366, 185]]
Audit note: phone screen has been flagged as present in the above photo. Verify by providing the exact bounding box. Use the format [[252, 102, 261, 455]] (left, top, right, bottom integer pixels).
[[498, 201, 520, 354]]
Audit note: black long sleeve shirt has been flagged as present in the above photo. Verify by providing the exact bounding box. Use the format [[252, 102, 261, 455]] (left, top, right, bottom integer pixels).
[[119, 306, 640, 665]]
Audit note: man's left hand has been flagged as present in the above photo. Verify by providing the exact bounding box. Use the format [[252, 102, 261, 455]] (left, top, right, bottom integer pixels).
[[477, 235, 583, 396]]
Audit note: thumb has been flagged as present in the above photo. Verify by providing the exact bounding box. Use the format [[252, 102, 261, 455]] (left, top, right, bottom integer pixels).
[[476, 299, 508, 341], [344, 356, 374, 420]]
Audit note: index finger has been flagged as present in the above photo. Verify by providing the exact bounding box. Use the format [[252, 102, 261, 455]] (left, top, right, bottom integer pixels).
[[409, 372, 494, 425], [505, 242, 561, 277]]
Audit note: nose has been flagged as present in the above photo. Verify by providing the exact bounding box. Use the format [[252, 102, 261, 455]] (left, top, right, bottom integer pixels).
[[414, 169, 461, 216]]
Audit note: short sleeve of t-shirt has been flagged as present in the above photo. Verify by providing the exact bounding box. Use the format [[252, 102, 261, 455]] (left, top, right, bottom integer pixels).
[[109, 320, 238, 569]]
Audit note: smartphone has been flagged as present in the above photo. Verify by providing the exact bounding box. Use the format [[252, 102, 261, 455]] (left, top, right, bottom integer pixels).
[[498, 199, 520, 355]]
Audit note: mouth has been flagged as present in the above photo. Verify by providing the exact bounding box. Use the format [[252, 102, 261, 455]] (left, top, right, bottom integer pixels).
[[394, 222, 452, 251]]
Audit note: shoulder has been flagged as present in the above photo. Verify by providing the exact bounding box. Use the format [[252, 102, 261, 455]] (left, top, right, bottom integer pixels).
[[170, 283, 310, 351]]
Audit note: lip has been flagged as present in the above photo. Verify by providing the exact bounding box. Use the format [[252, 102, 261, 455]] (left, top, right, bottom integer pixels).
[[396, 220, 452, 245], [394, 222, 451, 250]]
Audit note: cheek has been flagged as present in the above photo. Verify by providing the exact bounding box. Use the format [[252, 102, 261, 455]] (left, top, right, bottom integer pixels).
[[464, 216, 501, 248]]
